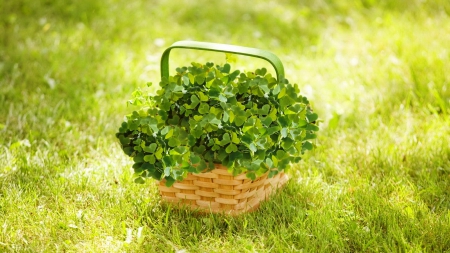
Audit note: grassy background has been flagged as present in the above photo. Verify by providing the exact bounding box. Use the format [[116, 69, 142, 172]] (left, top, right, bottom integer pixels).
[[1, 0, 450, 252]]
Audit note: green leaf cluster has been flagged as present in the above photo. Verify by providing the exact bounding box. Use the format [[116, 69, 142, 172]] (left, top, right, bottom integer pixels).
[[116, 62, 319, 186]]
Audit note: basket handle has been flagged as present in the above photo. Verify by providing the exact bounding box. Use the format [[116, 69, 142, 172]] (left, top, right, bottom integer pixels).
[[160, 41, 285, 81]]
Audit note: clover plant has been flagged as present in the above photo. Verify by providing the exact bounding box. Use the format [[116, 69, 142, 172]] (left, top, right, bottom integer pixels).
[[116, 62, 319, 186]]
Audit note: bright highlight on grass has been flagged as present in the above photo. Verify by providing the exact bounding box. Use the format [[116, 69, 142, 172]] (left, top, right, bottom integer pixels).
[[1, 0, 449, 252]]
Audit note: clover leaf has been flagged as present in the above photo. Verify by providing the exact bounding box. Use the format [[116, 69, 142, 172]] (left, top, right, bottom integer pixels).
[[116, 62, 319, 186]]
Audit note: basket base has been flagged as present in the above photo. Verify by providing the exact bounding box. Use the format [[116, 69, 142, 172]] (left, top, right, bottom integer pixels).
[[157, 164, 289, 215]]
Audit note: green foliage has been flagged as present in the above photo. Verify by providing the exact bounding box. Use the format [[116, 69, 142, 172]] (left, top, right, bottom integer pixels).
[[116, 63, 319, 185]]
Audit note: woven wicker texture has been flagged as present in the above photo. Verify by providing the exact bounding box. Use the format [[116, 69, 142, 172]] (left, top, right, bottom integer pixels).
[[158, 164, 289, 215]]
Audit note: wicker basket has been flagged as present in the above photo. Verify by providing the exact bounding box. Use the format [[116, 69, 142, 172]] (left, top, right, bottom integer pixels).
[[158, 164, 289, 215]]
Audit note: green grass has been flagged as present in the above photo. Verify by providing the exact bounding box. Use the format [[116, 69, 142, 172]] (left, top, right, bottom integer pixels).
[[1, 0, 450, 252]]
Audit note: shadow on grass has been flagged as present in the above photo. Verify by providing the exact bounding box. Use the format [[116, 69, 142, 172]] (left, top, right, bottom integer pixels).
[[136, 178, 345, 251], [133, 169, 450, 252]]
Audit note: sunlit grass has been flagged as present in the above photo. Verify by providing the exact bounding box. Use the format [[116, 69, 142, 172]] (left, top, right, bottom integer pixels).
[[1, 0, 449, 252]]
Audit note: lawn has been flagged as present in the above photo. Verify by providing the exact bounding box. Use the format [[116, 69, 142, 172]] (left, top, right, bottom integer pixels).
[[1, 0, 449, 252]]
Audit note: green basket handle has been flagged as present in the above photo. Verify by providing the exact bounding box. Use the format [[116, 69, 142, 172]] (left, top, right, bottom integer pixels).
[[160, 41, 285, 81]]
